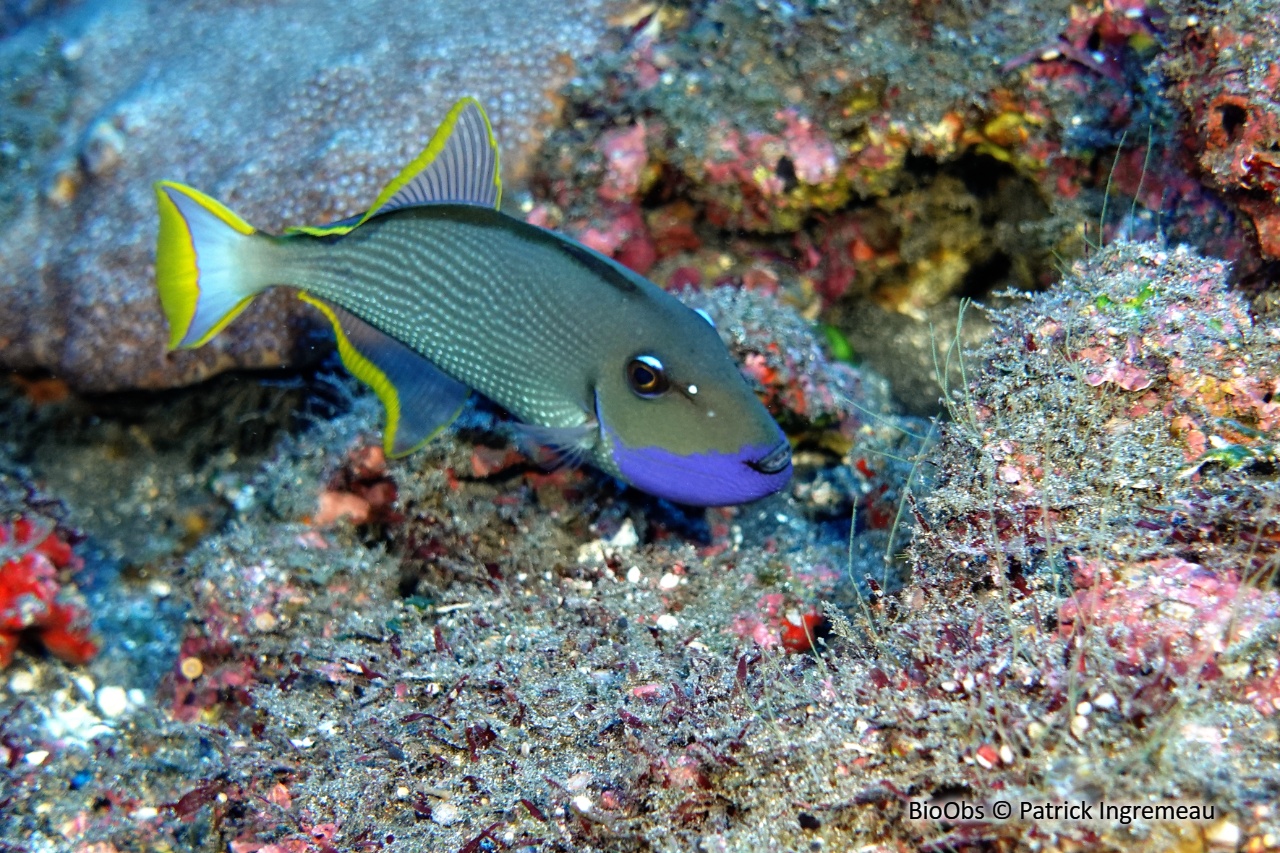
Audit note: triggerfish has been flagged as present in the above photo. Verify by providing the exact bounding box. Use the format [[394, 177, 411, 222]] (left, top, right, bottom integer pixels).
[[153, 98, 791, 506]]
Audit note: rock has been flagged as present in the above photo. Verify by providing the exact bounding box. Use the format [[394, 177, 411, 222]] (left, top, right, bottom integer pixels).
[[0, 0, 633, 391], [1165, 3, 1280, 260], [0, 0, 81, 39]]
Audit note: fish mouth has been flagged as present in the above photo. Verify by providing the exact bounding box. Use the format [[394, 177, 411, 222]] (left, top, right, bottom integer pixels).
[[745, 439, 792, 475], [601, 414, 793, 506]]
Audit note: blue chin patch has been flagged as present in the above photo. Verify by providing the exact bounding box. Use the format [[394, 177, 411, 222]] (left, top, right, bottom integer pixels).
[[608, 430, 793, 507]]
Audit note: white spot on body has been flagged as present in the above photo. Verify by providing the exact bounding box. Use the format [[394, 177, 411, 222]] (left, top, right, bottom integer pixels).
[[687, 384, 698, 395]]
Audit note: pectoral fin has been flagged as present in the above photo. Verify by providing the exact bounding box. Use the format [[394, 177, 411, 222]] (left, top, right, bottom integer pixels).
[[511, 420, 599, 471], [299, 294, 470, 456]]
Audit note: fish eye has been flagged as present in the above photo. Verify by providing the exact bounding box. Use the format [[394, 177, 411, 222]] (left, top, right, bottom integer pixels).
[[626, 355, 669, 398]]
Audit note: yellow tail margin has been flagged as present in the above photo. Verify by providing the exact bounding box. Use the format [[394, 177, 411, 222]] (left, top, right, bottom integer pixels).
[[154, 180, 262, 349]]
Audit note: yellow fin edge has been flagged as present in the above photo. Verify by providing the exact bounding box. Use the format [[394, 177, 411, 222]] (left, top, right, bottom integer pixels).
[[297, 293, 404, 457], [187, 295, 256, 349], [153, 180, 257, 349], [284, 223, 359, 238], [355, 97, 503, 229]]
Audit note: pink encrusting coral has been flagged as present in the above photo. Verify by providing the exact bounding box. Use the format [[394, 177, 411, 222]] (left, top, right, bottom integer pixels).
[[693, 108, 848, 233], [313, 443, 401, 528], [730, 593, 832, 655], [1061, 556, 1280, 685], [596, 122, 651, 203], [574, 202, 657, 275], [0, 518, 97, 667]]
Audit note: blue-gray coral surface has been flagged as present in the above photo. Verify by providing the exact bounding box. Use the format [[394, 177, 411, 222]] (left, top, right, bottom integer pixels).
[[3, 0, 1280, 852], [0, 0, 630, 390]]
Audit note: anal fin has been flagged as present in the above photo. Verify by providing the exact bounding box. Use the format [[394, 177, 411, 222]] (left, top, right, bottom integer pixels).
[[299, 293, 470, 456]]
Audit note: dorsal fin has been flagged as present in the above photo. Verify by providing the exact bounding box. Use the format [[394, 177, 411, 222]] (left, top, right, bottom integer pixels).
[[355, 97, 502, 228]]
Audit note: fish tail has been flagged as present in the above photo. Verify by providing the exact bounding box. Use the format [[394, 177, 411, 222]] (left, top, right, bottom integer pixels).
[[154, 180, 273, 349]]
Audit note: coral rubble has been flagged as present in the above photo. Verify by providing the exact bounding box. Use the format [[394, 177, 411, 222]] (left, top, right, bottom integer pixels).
[[901, 241, 1280, 847], [8, 240, 1278, 851]]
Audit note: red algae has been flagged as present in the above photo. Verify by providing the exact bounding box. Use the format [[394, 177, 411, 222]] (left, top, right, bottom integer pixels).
[[313, 442, 401, 528], [0, 519, 96, 667]]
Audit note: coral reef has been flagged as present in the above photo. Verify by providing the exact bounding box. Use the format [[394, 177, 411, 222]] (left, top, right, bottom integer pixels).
[[0, 283, 924, 852], [899, 241, 1280, 846], [4, 0, 1280, 850], [525, 0, 1240, 413], [533, 0, 1091, 314], [0, 0, 631, 391], [7, 241, 1278, 851], [913, 240, 1280, 584]]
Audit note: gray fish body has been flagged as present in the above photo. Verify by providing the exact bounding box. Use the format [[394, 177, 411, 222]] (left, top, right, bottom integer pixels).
[[259, 204, 759, 478], [273, 205, 608, 431], [156, 97, 792, 505]]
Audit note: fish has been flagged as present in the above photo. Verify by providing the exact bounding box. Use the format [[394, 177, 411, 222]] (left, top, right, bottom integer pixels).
[[153, 98, 791, 506]]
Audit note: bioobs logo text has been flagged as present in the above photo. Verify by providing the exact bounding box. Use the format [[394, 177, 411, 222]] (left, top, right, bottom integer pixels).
[[908, 800, 986, 822]]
